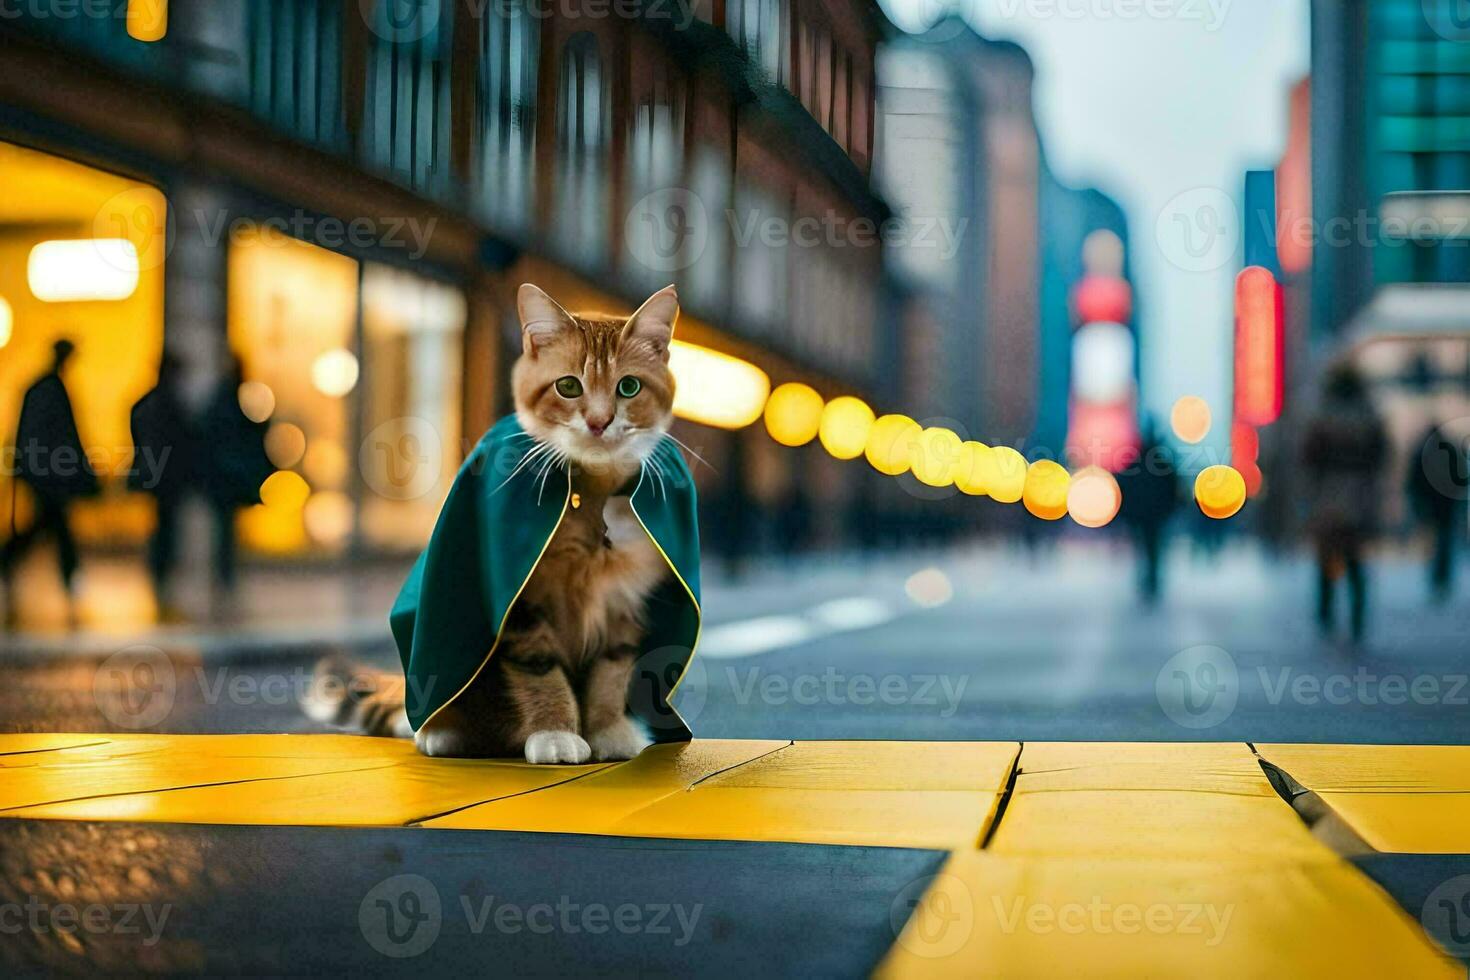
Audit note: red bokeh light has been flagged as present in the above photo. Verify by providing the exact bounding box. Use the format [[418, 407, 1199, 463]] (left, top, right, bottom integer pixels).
[[1072, 275, 1133, 327], [1234, 267, 1283, 427], [1231, 420, 1259, 465]]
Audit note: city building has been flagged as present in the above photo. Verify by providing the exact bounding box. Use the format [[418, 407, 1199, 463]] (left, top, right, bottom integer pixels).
[[0, 0, 897, 599], [872, 18, 1043, 449], [1303, 0, 1470, 526]]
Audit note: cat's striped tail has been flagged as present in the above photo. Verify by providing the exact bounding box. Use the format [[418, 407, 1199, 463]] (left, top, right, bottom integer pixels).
[[300, 654, 414, 739]]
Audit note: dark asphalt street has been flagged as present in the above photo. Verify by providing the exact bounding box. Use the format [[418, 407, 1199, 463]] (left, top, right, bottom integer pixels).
[[3, 542, 1467, 745]]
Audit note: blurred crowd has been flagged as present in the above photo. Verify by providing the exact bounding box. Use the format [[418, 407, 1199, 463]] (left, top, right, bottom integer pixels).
[[3, 342, 271, 627]]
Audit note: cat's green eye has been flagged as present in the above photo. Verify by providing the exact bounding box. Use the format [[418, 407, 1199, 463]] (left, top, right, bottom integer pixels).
[[616, 376, 642, 398], [554, 376, 583, 398]]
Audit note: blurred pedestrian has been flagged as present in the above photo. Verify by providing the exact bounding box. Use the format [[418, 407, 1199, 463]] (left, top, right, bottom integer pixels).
[[2, 339, 98, 626], [1406, 421, 1467, 603], [129, 351, 197, 619], [199, 356, 272, 598], [1301, 365, 1388, 643], [1118, 426, 1180, 605]]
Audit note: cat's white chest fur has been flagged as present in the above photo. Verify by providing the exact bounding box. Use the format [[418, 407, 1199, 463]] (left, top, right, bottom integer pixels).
[[573, 496, 668, 653]]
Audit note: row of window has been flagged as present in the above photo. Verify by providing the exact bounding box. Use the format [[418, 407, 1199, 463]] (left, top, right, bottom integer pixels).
[[15, 0, 877, 377]]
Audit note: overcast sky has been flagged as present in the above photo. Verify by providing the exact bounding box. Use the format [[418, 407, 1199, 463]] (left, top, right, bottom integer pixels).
[[879, 0, 1309, 453]]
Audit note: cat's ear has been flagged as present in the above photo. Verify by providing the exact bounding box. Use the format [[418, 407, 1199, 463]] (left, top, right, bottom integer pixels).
[[621, 285, 678, 362], [517, 283, 576, 357]]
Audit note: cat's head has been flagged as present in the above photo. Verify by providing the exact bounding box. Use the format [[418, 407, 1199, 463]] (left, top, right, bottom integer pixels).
[[512, 283, 678, 476]]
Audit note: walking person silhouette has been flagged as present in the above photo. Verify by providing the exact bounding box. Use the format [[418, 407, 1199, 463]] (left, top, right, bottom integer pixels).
[[3, 339, 98, 627]]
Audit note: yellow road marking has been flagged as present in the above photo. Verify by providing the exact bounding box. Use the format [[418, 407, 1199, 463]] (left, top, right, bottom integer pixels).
[[1258, 743, 1470, 854]]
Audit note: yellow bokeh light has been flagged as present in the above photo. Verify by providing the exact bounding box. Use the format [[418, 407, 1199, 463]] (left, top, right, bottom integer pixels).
[[304, 491, 354, 546], [0, 296, 11, 349], [237, 381, 275, 423], [1195, 464, 1247, 520], [866, 414, 921, 477], [126, 0, 168, 42], [237, 504, 305, 555], [264, 423, 307, 469], [981, 446, 1028, 504], [910, 427, 963, 488], [1170, 396, 1212, 445], [259, 470, 311, 511], [28, 239, 140, 302], [818, 396, 875, 460], [905, 568, 954, 608], [311, 347, 360, 398], [1023, 460, 1071, 521], [764, 382, 824, 447], [1067, 466, 1122, 528], [954, 442, 992, 497], [669, 340, 770, 430]]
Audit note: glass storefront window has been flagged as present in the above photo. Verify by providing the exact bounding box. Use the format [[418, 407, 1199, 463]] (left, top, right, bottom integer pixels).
[[0, 140, 166, 547], [359, 263, 466, 552], [227, 227, 359, 555]]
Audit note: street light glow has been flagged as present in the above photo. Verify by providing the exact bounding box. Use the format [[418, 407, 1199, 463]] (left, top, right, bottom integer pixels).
[[954, 441, 992, 497], [865, 414, 921, 477], [982, 446, 1028, 504], [311, 348, 360, 398], [818, 396, 875, 459], [126, 0, 168, 42], [237, 381, 276, 422], [1195, 464, 1247, 519], [669, 340, 770, 430], [764, 382, 824, 446], [1170, 395, 1212, 445], [910, 426, 963, 488], [1023, 460, 1071, 521], [28, 239, 141, 302], [1067, 467, 1122, 528]]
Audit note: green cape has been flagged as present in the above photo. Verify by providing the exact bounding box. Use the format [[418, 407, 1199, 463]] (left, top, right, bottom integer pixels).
[[389, 415, 702, 741]]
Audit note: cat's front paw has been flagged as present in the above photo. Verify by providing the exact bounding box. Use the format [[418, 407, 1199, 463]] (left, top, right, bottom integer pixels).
[[524, 730, 592, 765], [587, 718, 652, 761]]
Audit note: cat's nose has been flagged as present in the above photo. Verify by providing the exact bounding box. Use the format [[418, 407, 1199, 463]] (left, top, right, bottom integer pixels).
[[585, 414, 612, 437]]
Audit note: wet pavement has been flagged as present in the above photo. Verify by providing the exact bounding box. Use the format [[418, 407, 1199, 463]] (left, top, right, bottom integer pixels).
[[0, 819, 943, 976]]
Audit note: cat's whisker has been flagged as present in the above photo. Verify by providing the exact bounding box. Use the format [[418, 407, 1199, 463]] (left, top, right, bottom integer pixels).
[[646, 454, 669, 500], [499, 440, 562, 495], [494, 441, 554, 494], [662, 433, 714, 473], [535, 448, 566, 506]]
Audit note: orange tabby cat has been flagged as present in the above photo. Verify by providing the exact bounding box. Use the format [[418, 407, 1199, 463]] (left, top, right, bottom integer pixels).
[[307, 284, 678, 763]]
